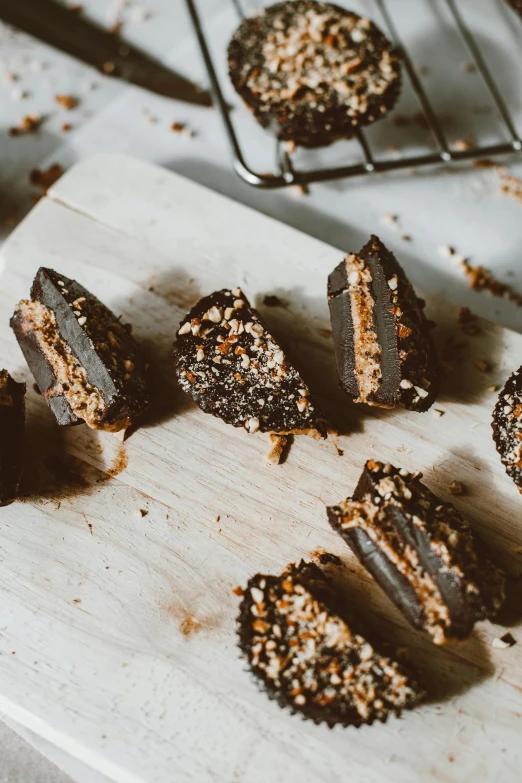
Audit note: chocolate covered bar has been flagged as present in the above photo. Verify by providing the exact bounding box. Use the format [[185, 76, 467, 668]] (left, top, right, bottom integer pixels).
[[175, 288, 327, 437], [0, 370, 25, 505], [328, 236, 438, 411], [228, 1, 402, 148], [327, 460, 505, 644], [237, 560, 423, 726], [11, 268, 149, 432], [492, 366, 522, 490]]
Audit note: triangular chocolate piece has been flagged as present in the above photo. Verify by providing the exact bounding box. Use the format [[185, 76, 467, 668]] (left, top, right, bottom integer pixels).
[[327, 460, 505, 644], [237, 560, 423, 727], [176, 288, 327, 437], [11, 268, 149, 432], [328, 236, 438, 411], [0, 370, 25, 506], [492, 366, 522, 491]]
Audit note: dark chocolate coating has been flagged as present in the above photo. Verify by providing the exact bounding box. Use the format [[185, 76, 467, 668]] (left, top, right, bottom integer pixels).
[[492, 366, 522, 490], [237, 560, 423, 727], [0, 371, 26, 506], [327, 461, 506, 643], [328, 236, 439, 411], [11, 268, 149, 428], [175, 288, 327, 436], [228, 1, 402, 148]]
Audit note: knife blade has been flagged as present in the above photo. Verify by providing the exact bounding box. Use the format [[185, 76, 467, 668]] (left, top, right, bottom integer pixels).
[[0, 0, 212, 107]]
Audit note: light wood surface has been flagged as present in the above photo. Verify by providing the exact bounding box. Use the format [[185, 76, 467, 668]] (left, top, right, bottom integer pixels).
[[0, 154, 521, 783]]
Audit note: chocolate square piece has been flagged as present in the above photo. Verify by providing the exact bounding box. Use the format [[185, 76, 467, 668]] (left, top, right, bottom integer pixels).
[[0, 370, 25, 505], [327, 460, 505, 644], [328, 236, 438, 411], [237, 560, 423, 726], [175, 288, 327, 437], [11, 268, 149, 432]]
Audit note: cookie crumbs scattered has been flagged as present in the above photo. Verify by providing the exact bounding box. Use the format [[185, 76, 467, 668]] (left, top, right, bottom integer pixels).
[[289, 183, 310, 196], [487, 384, 499, 393], [62, 123, 72, 132], [171, 122, 185, 132], [474, 359, 491, 373], [73, 598, 81, 603], [431, 408, 444, 417], [452, 136, 475, 152], [499, 171, 522, 204], [137, 508, 148, 517], [438, 245, 454, 258], [232, 585, 244, 596], [266, 433, 289, 464], [55, 94, 78, 110], [334, 443, 344, 456], [492, 633, 516, 649], [9, 114, 42, 136], [380, 213, 397, 227], [29, 164, 64, 194], [401, 234, 411, 242], [458, 260, 522, 307], [448, 480, 464, 495]]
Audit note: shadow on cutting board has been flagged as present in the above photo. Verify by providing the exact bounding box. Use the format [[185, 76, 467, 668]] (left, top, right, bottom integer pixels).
[[319, 556, 494, 705]]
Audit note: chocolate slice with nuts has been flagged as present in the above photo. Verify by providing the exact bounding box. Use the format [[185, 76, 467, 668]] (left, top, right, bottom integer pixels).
[[11, 268, 149, 432], [328, 236, 438, 411], [492, 366, 522, 491], [175, 288, 327, 437], [0, 370, 25, 505], [228, 1, 402, 148], [327, 460, 505, 644], [237, 560, 423, 726]]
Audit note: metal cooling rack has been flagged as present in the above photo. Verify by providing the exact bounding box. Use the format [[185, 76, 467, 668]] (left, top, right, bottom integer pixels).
[[187, 0, 522, 188]]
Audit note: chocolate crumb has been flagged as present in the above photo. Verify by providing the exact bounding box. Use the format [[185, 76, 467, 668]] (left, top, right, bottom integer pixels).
[[29, 164, 64, 194], [492, 633, 516, 649]]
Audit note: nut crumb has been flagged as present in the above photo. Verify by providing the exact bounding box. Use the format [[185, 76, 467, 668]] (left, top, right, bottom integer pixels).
[[232, 585, 244, 596], [474, 359, 491, 373], [448, 480, 464, 495], [9, 114, 42, 136], [266, 433, 288, 464], [55, 94, 78, 110]]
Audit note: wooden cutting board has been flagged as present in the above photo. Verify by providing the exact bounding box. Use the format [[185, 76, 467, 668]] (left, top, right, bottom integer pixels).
[[1, 154, 521, 783]]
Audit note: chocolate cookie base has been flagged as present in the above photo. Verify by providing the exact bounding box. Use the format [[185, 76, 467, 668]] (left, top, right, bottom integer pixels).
[[327, 460, 505, 644], [175, 287, 327, 437], [237, 560, 423, 726], [492, 366, 522, 490]]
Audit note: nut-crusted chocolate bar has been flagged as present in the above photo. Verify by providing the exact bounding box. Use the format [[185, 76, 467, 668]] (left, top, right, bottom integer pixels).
[[328, 236, 438, 411], [228, 1, 402, 148], [0, 370, 25, 506], [176, 288, 327, 437], [237, 560, 423, 726], [327, 460, 505, 644], [492, 366, 522, 490], [11, 268, 149, 432]]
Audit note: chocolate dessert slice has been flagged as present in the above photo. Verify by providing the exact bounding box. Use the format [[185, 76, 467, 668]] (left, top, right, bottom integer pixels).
[[0, 370, 25, 506], [175, 288, 327, 437], [492, 366, 522, 491], [327, 460, 505, 644], [228, 1, 402, 148], [328, 236, 438, 411], [237, 560, 423, 726], [11, 268, 149, 432]]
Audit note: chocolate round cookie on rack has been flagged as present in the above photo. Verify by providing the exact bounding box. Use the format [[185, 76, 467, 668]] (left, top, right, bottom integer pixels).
[[492, 366, 522, 491], [228, 0, 402, 148], [237, 560, 423, 727]]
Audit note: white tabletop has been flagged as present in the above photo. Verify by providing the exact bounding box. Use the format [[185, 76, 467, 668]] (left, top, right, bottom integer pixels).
[[1, 0, 522, 780]]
